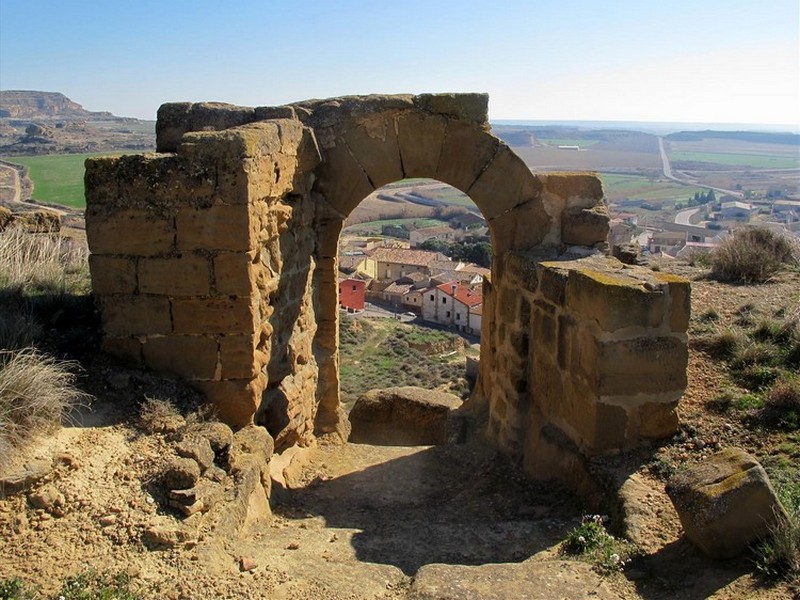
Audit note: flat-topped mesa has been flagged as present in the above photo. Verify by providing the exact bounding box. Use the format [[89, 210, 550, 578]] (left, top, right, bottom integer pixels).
[[85, 92, 690, 495]]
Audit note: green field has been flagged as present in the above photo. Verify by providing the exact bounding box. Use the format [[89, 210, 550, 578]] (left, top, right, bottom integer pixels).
[[537, 138, 599, 147], [600, 173, 704, 202], [344, 216, 444, 235], [5, 153, 119, 208], [668, 151, 800, 169]]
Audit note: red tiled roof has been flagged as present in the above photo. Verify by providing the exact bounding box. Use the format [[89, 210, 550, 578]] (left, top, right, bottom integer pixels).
[[368, 247, 446, 266], [436, 282, 483, 307]]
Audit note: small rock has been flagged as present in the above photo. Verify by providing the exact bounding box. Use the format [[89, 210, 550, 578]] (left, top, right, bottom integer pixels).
[[203, 465, 228, 483], [162, 457, 201, 491], [53, 452, 80, 469], [286, 542, 300, 550], [28, 484, 65, 515], [98, 515, 117, 527], [175, 436, 215, 472], [239, 556, 257, 572], [195, 422, 234, 454], [142, 521, 193, 548]]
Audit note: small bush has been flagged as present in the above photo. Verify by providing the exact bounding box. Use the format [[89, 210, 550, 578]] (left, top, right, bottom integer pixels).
[[138, 396, 184, 434], [761, 377, 800, 430], [698, 308, 720, 322], [0, 348, 89, 470], [730, 341, 781, 370], [711, 227, 799, 283], [0, 577, 35, 600], [754, 472, 800, 583], [561, 515, 637, 575], [57, 571, 140, 600]]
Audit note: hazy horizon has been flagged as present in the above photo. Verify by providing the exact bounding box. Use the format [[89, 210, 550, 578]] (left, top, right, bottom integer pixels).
[[1, 1, 798, 127]]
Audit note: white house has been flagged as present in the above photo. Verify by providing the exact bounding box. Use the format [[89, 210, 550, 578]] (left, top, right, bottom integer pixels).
[[422, 282, 482, 333]]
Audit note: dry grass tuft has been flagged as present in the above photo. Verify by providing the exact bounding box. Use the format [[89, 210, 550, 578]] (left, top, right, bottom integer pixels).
[[138, 396, 185, 434], [0, 227, 87, 294], [0, 347, 90, 470]]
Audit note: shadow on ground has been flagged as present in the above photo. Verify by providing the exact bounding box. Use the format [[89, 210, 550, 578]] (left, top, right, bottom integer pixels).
[[272, 441, 582, 575]]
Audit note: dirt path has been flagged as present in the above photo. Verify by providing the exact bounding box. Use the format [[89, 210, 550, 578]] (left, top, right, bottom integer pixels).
[[0, 161, 22, 203]]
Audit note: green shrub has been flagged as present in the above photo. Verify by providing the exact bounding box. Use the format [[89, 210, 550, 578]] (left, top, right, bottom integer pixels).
[[0, 578, 35, 600], [57, 571, 140, 600], [754, 470, 800, 583], [711, 227, 799, 283], [695, 326, 746, 360], [561, 515, 637, 575]]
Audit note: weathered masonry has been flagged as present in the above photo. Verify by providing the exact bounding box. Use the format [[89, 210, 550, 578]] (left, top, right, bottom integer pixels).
[[85, 94, 689, 482]]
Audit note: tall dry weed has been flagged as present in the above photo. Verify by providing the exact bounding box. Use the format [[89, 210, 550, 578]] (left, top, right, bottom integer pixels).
[[0, 227, 87, 294]]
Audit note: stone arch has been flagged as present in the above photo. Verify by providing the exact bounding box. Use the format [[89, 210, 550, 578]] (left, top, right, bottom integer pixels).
[[85, 94, 689, 492]]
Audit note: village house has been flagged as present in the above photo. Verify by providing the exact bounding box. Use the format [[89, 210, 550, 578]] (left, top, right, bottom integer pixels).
[[409, 224, 457, 247], [422, 282, 482, 333], [720, 201, 754, 222], [649, 230, 687, 255], [368, 247, 448, 280], [338, 278, 366, 312], [449, 212, 486, 230]]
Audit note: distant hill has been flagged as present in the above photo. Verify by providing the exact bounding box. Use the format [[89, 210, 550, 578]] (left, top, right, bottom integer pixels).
[[0, 91, 154, 156], [0, 90, 117, 120], [665, 130, 800, 146]]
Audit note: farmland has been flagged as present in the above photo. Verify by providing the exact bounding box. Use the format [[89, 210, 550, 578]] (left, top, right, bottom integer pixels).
[[5, 153, 117, 208], [668, 150, 799, 170]]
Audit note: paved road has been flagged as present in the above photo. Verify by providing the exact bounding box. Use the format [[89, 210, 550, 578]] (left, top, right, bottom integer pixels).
[[675, 207, 701, 225], [658, 137, 744, 199]]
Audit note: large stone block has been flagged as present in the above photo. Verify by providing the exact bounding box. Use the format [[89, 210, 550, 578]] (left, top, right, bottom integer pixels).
[[395, 111, 447, 177], [561, 204, 610, 246], [341, 115, 403, 188], [157, 101, 257, 153], [467, 145, 544, 222], [349, 387, 463, 446], [193, 379, 263, 429], [99, 296, 172, 336], [561, 262, 669, 332], [176, 205, 252, 252], [139, 255, 210, 296], [214, 252, 254, 296], [667, 448, 788, 559], [435, 119, 499, 194], [414, 93, 489, 125], [314, 141, 375, 217], [590, 335, 688, 396], [541, 173, 604, 209], [173, 297, 257, 335], [86, 209, 174, 256], [143, 335, 219, 380], [89, 255, 137, 295], [219, 335, 258, 380]]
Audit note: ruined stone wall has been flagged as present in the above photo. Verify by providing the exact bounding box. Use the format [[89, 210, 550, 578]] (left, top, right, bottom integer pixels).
[[86, 93, 690, 492], [479, 251, 689, 476], [85, 119, 323, 436]]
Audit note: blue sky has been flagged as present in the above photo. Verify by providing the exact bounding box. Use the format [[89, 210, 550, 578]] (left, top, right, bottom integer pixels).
[[1, 0, 798, 126]]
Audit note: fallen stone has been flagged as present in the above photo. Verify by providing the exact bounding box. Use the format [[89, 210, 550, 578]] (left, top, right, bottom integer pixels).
[[162, 457, 201, 491], [612, 242, 641, 265], [27, 484, 65, 515], [175, 436, 215, 472], [666, 447, 788, 559], [239, 556, 257, 572], [168, 479, 223, 516], [193, 421, 234, 454], [1, 457, 52, 496], [349, 386, 463, 446], [142, 520, 194, 548]]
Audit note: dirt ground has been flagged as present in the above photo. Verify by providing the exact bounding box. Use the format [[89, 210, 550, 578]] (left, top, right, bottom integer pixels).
[[1, 264, 798, 599]]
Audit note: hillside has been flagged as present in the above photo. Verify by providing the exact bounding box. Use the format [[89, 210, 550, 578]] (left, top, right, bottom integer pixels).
[[0, 91, 115, 120], [0, 91, 155, 156]]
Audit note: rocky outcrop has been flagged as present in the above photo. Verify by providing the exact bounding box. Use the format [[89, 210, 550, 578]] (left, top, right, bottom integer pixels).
[[666, 448, 787, 558], [0, 91, 112, 120], [349, 386, 463, 446]]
